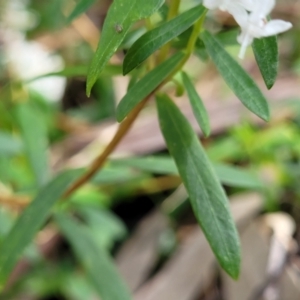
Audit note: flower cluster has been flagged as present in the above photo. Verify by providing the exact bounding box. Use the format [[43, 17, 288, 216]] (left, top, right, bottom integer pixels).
[[203, 0, 293, 58]]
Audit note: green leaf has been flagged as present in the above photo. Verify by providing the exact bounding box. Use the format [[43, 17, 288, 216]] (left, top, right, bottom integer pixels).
[[116, 51, 185, 122], [78, 207, 127, 250], [86, 0, 164, 95], [28, 65, 122, 82], [62, 273, 99, 300], [252, 36, 278, 89], [215, 28, 239, 46], [114, 156, 262, 189], [67, 0, 96, 23], [55, 213, 132, 300], [0, 131, 23, 156], [156, 94, 240, 279], [213, 164, 263, 189], [0, 172, 76, 287], [92, 165, 142, 185], [202, 31, 270, 122], [15, 102, 49, 187], [182, 72, 210, 137], [112, 156, 178, 175], [123, 5, 206, 75]]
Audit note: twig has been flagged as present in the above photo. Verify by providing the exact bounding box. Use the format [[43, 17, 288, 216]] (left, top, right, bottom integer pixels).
[[0, 195, 30, 210], [63, 96, 150, 198]]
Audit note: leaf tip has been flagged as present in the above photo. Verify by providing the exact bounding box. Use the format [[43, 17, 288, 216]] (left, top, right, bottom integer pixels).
[[203, 128, 211, 138], [229, 267, 240, 281], [122, 58, 131, 76], [222, 253, 241, 280], [86, 81, 94, 97], [116, 109, 124, 123], [262, 109, 271, 122], [266, 81, 275, 90]]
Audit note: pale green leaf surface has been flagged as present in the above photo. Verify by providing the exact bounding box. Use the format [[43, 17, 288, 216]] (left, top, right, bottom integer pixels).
[[15, 103, 49, 187], [123, 5, 206, 74], [117, 52, 185, 122], [0, 172, 77, 287], [28, 65, 122, 82], [67, 0, 96, 23], [86, 0, 164, 95], [55, 214, 132, 300], [78, 207, 127, 250], [213, 164, 263, 189], [113, 156, 262, 189], [156, 94, 240, 279], [202, 31, 270, 121], [0, 132, 23, 156]]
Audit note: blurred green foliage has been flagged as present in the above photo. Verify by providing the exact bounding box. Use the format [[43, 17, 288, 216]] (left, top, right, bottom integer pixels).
[[0, 0, 299, 298]]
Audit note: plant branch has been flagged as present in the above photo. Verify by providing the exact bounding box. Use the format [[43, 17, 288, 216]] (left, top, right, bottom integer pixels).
[[158, 0, 181, 62], [63, 96, 150, 198], [0, 195, 30, 210], [62, 7, 208, 200]]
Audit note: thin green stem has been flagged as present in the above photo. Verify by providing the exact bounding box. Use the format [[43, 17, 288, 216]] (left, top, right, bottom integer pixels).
[[145, 18, 156, 70], [167, 0, 181, 20], [63, 7, 208, 200], [63, 96, 150, 198], [165, 9, 208, 82], [158, 0, 181, 62], [186, 9, 207, 55]]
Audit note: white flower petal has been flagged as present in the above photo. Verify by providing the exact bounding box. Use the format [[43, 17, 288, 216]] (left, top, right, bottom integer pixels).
[[255, 0, 275, 16], [237, 0, 256, 12], [262, 20, 293, 37], [203, 0, 222, 10], [238, 31, 254, 59], [250, 0, 275, 23], [227, 3, 249, 28]]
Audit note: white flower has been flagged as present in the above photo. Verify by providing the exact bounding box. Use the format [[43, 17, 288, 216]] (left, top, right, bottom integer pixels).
[[203, 0, 293, 59], [237, 0, 293, 58], [203, 0, 253, 11], [203, 0, 254, 27]]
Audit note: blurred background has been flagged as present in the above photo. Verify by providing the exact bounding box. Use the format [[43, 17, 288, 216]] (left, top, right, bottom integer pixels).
[[0, 0, 300, 299]]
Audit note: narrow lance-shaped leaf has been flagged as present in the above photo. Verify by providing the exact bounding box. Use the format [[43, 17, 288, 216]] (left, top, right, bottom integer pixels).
[[86, 0, 164, 95], [67, 0, 96, 23], [156, 94, 240, 279], [55, 213, 132, 300], [0, 131, 23, 156], [181, 72, 210, 137], [0, 172, 77, 288], [202, 30, 270, 121], [123, 4, 206, 75], [15, 102, 49, 187], [252, 36, 278, 89], [113, 156, 263, 189], [117, 52, 185, 122], [213, 163, 263, 189], [28, 65, 122, 82]]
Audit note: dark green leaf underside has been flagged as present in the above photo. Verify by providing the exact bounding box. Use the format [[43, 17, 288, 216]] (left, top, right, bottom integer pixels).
[[156, 94, 240, 279], [202, 31, 270, 122], [252, 36, 278, 89], [182, 72, 210, 137]]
